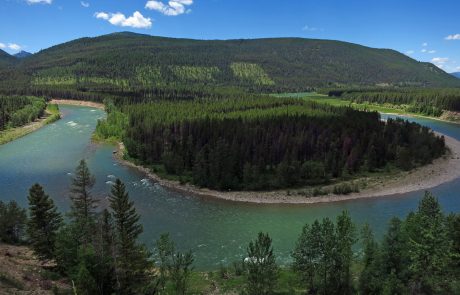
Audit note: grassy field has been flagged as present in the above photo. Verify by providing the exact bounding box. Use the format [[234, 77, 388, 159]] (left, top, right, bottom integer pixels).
[[0, 103, 60, 145], [273, 92, 414, 116]]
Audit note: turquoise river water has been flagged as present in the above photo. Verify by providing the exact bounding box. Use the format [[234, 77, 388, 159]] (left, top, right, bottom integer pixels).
[[0, 105, 459, 269]]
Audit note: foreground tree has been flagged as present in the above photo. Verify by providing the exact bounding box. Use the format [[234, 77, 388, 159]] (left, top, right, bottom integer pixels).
[[109, 178, 151, 294], [154, 233, 194, 294], [69, 159, 97, 245], [335, 211, 356, 295], [405, 192, 451, 294], [26, 183, 62, 261], [246, 232, 278, 295], [0, 200, 27, 244], [359, 224, 383, 295]]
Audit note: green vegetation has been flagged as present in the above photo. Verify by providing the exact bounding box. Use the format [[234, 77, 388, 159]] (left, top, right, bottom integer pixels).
[[0, 96, 60, 145], [96, 97, 445, 191], [1, 32, 459, 101], [0, 96, 46, 130], [26, 183, 62, 261], [4, 189, 458, 294], [231, 62, 275, 86], [321, 87, 460, 115], [0, 200, 27, 244]]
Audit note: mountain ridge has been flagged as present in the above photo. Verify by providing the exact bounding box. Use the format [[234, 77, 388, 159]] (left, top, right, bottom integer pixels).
[[1, 32, 460, 92]]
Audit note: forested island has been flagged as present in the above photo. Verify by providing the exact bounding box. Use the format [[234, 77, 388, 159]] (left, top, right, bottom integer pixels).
[[96, 97, 446, 193]]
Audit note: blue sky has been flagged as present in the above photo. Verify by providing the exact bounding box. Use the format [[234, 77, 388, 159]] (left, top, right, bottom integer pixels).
[[1, 0, 460, 73]]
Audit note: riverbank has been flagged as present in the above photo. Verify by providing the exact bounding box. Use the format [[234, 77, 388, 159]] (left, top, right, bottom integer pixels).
[[0, 104, 60, 146], [50, 99, 105, 110], [114, 133, 460, 204]]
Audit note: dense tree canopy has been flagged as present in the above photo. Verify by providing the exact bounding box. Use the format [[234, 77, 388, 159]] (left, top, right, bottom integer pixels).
[[102, 98, 447, 191]]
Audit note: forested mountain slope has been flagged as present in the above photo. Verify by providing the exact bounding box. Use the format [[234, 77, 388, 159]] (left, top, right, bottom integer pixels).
[[1, 32, 459, 96], [0, 49, 17, 67]]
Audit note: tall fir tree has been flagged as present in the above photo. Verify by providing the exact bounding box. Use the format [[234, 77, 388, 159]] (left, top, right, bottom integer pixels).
[[69, 159, 97, 245], [406, 191, 451, 294], [26, 183, 62, 261], [109, 178, 151, 294]]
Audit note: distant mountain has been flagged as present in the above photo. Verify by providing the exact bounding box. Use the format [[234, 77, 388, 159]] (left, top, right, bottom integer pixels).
[[451, 72, 460, 79], [14, 50, 32, 59], [1, 32, 460, 92]]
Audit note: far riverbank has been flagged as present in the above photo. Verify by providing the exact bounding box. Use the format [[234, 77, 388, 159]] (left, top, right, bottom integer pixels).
[[114, 134, 460, 205]]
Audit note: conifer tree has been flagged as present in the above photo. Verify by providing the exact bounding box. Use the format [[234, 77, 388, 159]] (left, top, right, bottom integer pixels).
[[406, 192, 450, 294], [109, 178, 151, 294], [27, 183, 62, 261], [69, 159, 97, 245]]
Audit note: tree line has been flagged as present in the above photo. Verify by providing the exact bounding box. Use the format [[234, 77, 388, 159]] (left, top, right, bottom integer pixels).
[[322, 87, 460, 114], [0, 160, 194, 294], [104, 98, 446, 191], [2, 175, 458, 294], [0, 95, 46, 130]]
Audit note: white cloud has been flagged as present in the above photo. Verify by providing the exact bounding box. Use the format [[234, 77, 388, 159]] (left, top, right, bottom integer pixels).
[[405, 50, 414, 55], [428, 50, 436, 54], [421, 49, 427, 53], [145, 0, 193, 16], [422, 42, 428, 47], [431, 57, 449, 69], [95, 11, 152, 29], [95, 12, 109, 20], [80, 1, 89, 8], [456, 66, 460, 71], [8, 43, 21, 51], [445, 34, 460, 40], [0, 42, 22, 51], [26, 0, 52, 4]]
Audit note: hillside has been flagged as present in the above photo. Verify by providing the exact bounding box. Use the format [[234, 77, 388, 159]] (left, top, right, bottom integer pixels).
[[1, 32, 459, 96], [0, 244, 70, 294], [0, 50, 16, 67], [452, 72, 460, 79]]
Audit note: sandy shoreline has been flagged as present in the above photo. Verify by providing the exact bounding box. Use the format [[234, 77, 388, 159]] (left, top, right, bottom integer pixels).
[[48, 99, 460, 204], [114, 134, 460, 204], [50, 99, 105, 110]]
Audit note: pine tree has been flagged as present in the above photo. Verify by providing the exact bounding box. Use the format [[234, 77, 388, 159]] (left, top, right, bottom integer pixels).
[[26, 183, 62, 261], [407, 192, 450, 294], [69, 159, 97, 245], [93, 209, 116, 294], [109, 178, 151, 294], [246, 232, 278, 295]]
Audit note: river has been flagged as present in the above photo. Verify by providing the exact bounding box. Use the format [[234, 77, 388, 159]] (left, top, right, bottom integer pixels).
[[0, 105, 459, 269]]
